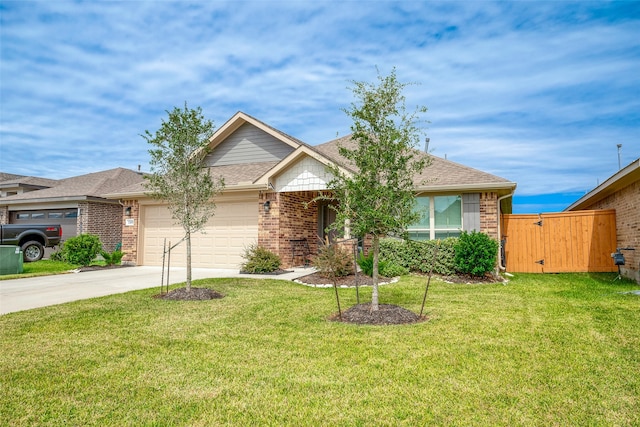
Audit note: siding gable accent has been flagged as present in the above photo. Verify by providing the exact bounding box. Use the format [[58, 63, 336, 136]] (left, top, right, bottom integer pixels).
[[275, 156, 335, 192], [205, 123, 295, 167]]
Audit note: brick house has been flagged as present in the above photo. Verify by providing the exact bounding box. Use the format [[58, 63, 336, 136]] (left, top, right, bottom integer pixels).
[[0, 168, 145, 253], [566, 158, 640, 283], [108, 112, 516, 270]]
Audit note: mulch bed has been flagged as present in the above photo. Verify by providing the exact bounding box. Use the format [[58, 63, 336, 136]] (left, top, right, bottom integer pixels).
[[330, 303, 425, 325], [301, 271, 504, 325], [295, 272, 391, 287], [155, 287, 225, 301], [296, 271, 504, 287]]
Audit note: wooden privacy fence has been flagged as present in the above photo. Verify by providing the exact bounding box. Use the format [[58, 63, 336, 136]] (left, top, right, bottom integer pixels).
[[502, 210, 617, 273]]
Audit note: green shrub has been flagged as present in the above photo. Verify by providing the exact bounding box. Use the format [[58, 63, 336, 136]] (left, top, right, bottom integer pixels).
[[454, 231, 499, 277], [49, 249, 65, 262], [357, 251, 389, 277], [379, 261, 409, 277], [240, 244, 281, 273], [380, 238, 457, 275], [312, 244, 353, 278], [61, 234, 102, 266], [357, 251, 372, 276], [100, 250, 125, 266]]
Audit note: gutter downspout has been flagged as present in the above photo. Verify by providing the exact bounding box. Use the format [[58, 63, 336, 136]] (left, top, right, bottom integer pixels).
[[497, 190, 515, 271]]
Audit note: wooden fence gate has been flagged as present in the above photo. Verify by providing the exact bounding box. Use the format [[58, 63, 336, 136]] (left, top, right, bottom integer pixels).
[[501, 210, 617, 273]]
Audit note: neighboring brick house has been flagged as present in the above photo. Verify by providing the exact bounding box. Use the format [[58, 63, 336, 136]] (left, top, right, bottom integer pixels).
[[0, 168, 145, 252], [566, 158, 640, 283], [108, 112, 516, 270]]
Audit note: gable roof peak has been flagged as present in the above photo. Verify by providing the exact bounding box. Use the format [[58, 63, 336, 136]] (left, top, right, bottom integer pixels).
[[206, 111, 309, 153]]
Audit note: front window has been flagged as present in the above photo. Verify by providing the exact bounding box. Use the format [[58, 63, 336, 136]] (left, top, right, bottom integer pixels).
[[407, 197, 430, 240], [409, 195, 462, 240]]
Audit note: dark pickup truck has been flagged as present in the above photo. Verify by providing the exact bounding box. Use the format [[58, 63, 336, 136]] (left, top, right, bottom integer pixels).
[[0, 224, 62, 262]]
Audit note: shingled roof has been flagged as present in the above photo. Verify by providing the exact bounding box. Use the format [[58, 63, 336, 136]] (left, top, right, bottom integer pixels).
[[111, 161, 280, 197], [313, 135, 515, 192], [0, 168, 144, 204], [0, 173, 60, 190], [0, 172, 27, 182]]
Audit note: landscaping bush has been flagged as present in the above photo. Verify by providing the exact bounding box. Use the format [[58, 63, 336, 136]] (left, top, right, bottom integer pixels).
[[240, 244, 282, 273], [49, 249, 65, 262], [312, 243, 353, 278], [357, 251, 388, 277], [454, 231, 499, 277], [100, 249, 125, 266], [380, 237, 457, 275], [379, 261, 409, 277], [60, 234, 102, 266]]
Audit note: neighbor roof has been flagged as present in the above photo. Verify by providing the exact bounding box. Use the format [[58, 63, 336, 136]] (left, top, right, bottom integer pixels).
[[108, 161, 281, 198], [565, 158, 640, 211], [0, 168, 144, 205], [0, 173, 60, 191], [0, 172, 27, 182]]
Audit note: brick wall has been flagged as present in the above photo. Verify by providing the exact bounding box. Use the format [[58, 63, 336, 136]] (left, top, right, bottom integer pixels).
[[258, 190, 505, 268], [480, 192, 499, 239], [581, 180, 639, 283], [259, 191, 319, 268], [77, 201, 123, 251], [120, 200, 139, 265], [281, 191, 319, 267], [258, 192, 280, 256]]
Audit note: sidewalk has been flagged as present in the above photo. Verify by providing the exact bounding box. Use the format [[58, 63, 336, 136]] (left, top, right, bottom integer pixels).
[[0, 266, 314, 315]]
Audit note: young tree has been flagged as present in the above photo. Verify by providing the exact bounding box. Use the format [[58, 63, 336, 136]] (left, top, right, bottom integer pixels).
[[143, 103, 224, 291], [327, 68, 429, 310]]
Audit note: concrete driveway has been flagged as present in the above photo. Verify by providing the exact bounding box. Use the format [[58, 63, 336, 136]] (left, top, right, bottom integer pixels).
[[0, 266, 313, 315]]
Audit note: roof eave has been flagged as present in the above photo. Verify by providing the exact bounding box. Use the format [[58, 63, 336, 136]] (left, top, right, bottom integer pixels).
[[565, 158, 640, 211], [105, 183, 266, 200], [0, 195, 116, 205], [415, 182, 517, 194]]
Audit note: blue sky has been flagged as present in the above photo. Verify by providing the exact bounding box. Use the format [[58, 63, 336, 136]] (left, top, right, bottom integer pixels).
[[1, 1, 638, 213]]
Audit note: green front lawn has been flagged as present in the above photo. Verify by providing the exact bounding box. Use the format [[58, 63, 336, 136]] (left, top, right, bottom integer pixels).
[[0, 259, 110, 280], [1, 273, 638, 426], [0, 260, 78, 280]]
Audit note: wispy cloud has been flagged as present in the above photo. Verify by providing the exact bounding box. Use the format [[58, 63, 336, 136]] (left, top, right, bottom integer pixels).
[[1, 1, 638, 211]]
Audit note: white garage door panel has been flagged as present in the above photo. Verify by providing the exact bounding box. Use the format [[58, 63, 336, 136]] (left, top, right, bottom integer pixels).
[[141, 199, 258, 268]]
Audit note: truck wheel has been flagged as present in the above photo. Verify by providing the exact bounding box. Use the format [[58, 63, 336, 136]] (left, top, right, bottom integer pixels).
[[21, 241, 44, 262]]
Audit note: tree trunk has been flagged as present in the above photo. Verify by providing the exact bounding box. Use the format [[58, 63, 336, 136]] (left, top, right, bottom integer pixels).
[[371, 235, 380, 311], [186, 230, 192, 292]]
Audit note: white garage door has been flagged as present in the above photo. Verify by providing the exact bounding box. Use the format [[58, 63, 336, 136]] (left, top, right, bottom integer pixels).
[[140, 195, 258, 268]]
